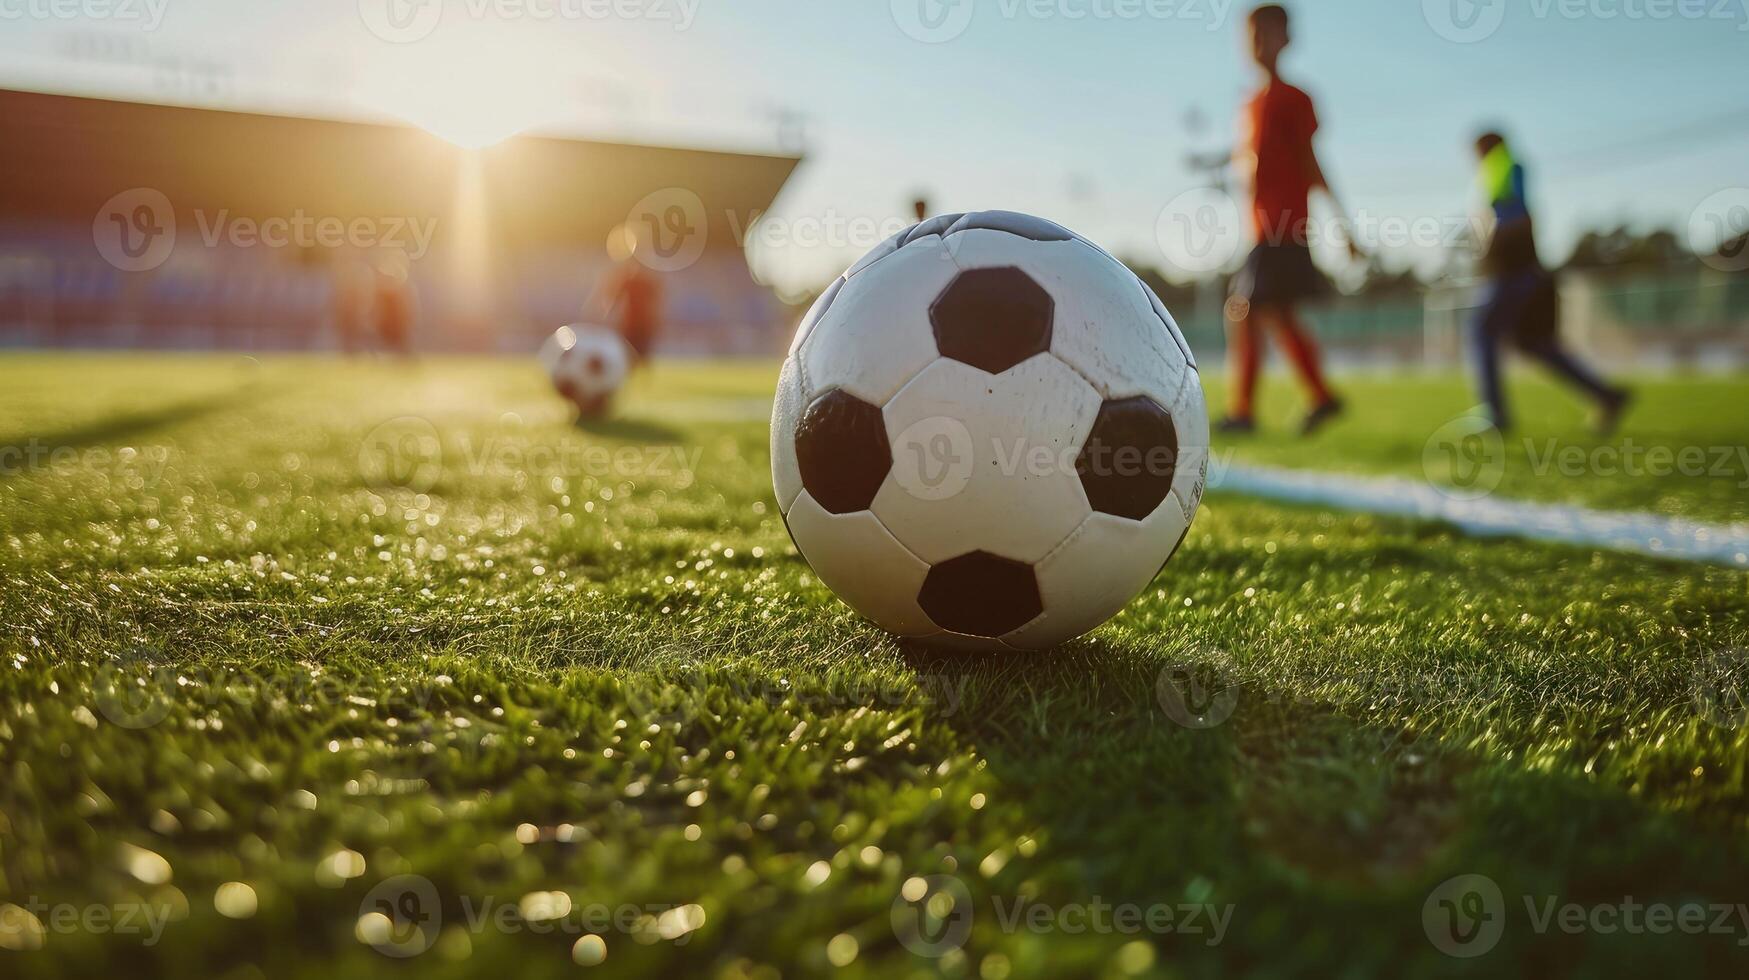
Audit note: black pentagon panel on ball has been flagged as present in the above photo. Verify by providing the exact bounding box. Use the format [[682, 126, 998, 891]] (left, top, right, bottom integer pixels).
[[918, 552, 1043, 638], [1076, 396, 1179, 521], [929, 267, 1054, 375], [794, 389, 892, 515]]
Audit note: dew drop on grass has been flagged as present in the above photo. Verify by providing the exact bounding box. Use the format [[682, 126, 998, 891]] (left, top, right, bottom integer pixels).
[[214, 882, 257, 919], [572, 934, 607, 966], [803, 860, 830, 887], [120, 843, 172, 885], [826, 933, 858, 967]]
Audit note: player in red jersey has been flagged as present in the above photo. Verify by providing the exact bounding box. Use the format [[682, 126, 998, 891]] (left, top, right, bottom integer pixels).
[[1221, 4, 1360, 437]]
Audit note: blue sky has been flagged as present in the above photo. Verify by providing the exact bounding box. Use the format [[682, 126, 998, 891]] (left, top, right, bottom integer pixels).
[[2, 0, 1745, 292]]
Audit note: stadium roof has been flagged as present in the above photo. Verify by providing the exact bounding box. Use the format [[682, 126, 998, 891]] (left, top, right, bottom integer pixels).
[[0, 88, 802, 254]]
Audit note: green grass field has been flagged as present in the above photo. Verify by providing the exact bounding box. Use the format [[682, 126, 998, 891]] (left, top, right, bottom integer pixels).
[[1, 355, 1746, 979]]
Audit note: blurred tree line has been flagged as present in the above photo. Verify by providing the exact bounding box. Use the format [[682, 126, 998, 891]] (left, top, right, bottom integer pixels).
[[779, 224, 1744, 325]]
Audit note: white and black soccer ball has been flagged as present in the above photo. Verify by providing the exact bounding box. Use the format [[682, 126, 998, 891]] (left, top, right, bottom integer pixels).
[[543, 324, 630, 417], [771, 211, 1208, 651]]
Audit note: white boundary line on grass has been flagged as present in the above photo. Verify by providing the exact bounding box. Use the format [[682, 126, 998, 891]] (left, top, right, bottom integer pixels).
[[1215, 463, 1749, 568], [717, 395, 1743, 567]]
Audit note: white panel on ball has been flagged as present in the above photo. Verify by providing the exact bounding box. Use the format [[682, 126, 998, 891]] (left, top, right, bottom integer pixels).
[[784, 491, 939, 638], [1003, 499, 1192, 650], [771, 357, 810, 514], [788, 276, 845, 358], [800, 239, 957, 406], [1167, 369, 1212, 520], [1143, 280, 1197, 370], [873, 354, 1100, 566]]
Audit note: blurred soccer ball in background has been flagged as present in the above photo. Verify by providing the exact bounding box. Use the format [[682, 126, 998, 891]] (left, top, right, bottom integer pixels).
[[542, 324, 630, 418]]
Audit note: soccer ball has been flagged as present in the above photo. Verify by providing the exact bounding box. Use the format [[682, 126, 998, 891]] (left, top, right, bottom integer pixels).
[[543, 324, 630, 417], [771, 211, 1207, 651]]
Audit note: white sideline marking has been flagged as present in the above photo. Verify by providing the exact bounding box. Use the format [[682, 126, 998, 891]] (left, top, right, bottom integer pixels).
[[674, 395, 1746, 567], [1215, 463, 1749, 568]]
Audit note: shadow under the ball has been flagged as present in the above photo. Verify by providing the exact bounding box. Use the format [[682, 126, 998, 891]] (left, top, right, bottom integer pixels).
[[573, 414, 685, 444], [894, 633, 1749, 975], [0, 382, 270, 476]]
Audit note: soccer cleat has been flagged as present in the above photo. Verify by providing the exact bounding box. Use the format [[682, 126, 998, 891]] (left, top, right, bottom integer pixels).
[[1300, 398, 1344, 436], [1592, 388, 1632, 436]]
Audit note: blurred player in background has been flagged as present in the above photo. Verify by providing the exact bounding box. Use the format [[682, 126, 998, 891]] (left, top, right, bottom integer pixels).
[[586, 223, 665, 365], [1219, 3, 1360, 437], [1470, 132, 1629, 433], [912, 196, 929, 224], [329, 252, 372, 355], [370, 251, 417, 357]]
